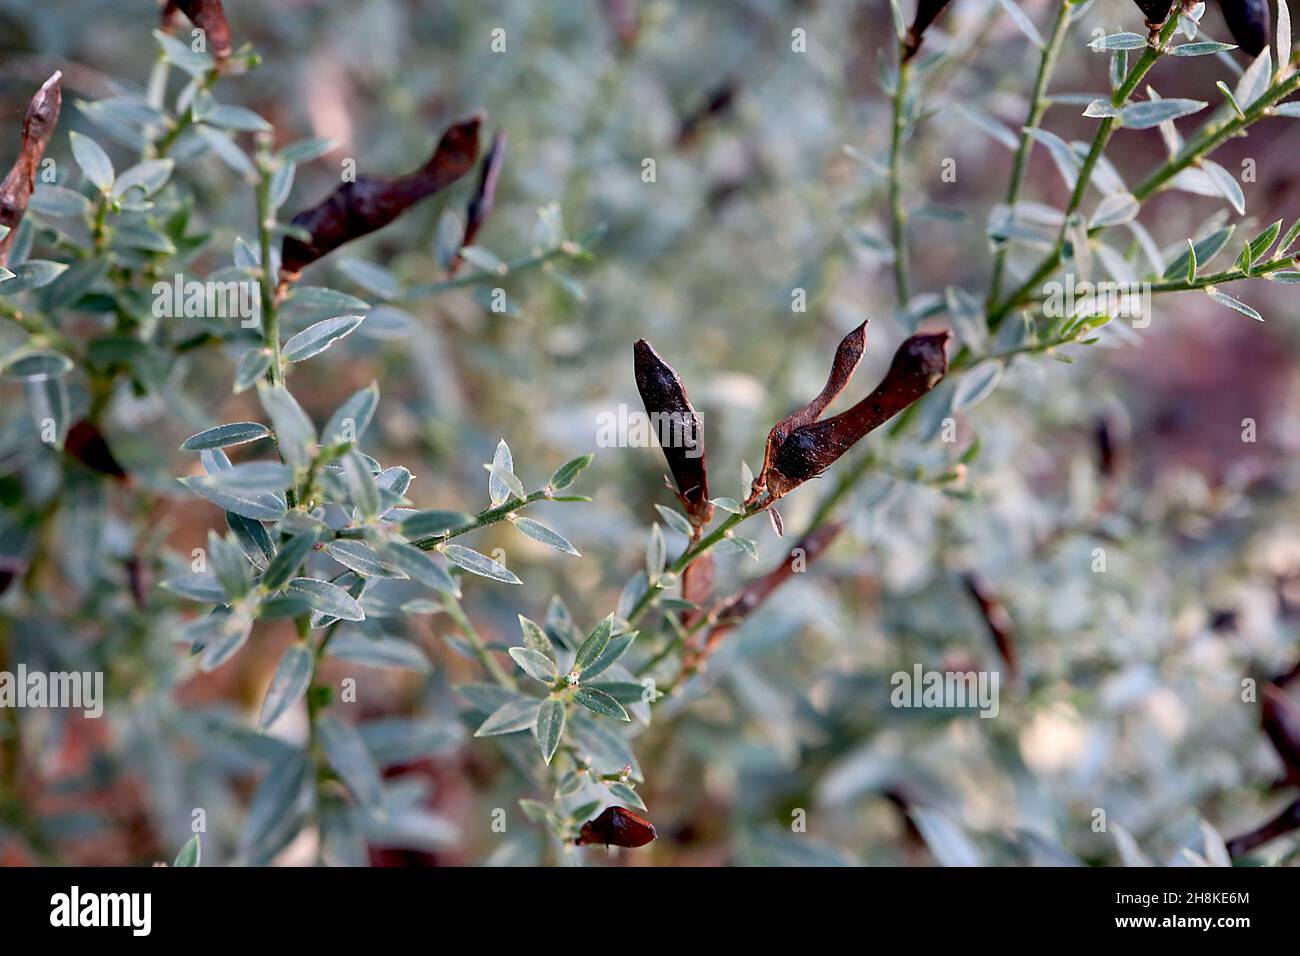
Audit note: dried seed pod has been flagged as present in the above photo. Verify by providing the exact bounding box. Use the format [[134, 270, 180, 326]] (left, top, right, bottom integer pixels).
[[633, 339, 713, 528], [962, 573, 1019, 680], [681, 521, 844, 675], [752, 321, 868, 504], [162, 1, 233, 62], [0, 72, 62, 264], [762, 331, 950, 502], [1263, 682, 1300, 784], [903, 0, 956, 62], [450, 130, 505, 275], [576, 806, 657, 848], [65, 420, 127, 481], [281, 115, 482, 278], [1132, 0, 1175, 25], [1226, 796, 1300, 858], [676, 80, 738, 148], [1220, 0, 1271, 57]]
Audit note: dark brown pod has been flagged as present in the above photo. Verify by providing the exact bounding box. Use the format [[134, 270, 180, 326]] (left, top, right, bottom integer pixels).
[[450, 130, 506, 275], [65, 420, 127, 481], [633, 339, 713, 528], [681, 521, 844, 675], [281, 115, 481, 277], [962, 573, 1019, 680], [0, 72, 62, 264], [1132, 0, 1175, 25], [162, 1, 233, 62], [676, 80, 738, 148], [752, 321, 867, 504], [1220, 0, 1271, 57], [1263, 683, 1300, 784], [764, 331, 949, 501], [576, 806, 657, 848], [903, 0, 956, 62], [1226, 796, 1300, 858]]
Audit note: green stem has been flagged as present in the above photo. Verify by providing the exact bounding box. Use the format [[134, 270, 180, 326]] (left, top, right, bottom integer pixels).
[[889, 50, 912, 306], [254, 136, 283, 388], [399, 490, 552, 550], [990, 15, 1182, 327], [625, 509, 750, 630], [404, 233, 598, 301], [442, 593, 517, 691], [989, 0, 1074, 305]]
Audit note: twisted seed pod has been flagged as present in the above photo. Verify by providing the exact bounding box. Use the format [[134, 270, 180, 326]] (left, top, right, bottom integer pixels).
[[0, 72, 62, 264], [753, 320, 867, 502], [162, 0, 233, 61], [1220, 0, 1271, 57], [963, 573, 1019, 680], [903, 0, 956, 61], [633, 339, 713, 527], [1132, 0, 1175, 24], [765, 331, 950, 501], [576, 806, 657, 847], [1226, 796, 1300, 857], [462, 130, 505, 252], [65, 420, 127, 481], [281, 115, 481, 277], [1263, 682, 1300, 784]]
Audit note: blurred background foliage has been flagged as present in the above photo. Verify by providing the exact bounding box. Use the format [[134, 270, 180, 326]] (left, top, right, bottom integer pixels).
[[2, 0, 1300, 866]]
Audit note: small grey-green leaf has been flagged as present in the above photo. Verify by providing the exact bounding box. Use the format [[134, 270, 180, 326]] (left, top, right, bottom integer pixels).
[[283, 315, 365, 362], [442, 544, 521, 585], [181, 421, 271, 451], [70, 131, 114, 192], [474, 697, 540, 736], [574, 686, 630, 721], [574, 615, 615, 674], [287, 577, 365, 620], [174, 835, 201, 867], [318, 716, 384, 812], [536, 698, 565, 765], [508, 646, 559, 684], [259, 644, 313, 730], [513, 516, 579, 555]]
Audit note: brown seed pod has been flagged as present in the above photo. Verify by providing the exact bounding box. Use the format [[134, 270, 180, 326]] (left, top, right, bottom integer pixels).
[[0, 72, 62, 264], [676, 80, 739, 148], [65, 420, 127, 481], [962, 573, 1019, 680], [162, 0, 233, 62], [450, 130, 506, 275], [752, 321, 868, 504], [681, 521, 844, 676], [1263, 682, 1300, 784], [903, 0, 956, 62], [760, 331, 950, 503], [281, 115, 482, 278], [1220, 0, 1271, 57], [633, 339, 713, 528], [752, 323, 867, 501], [1226, 796, 1300, 858], [576, 805, 657, 848]]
